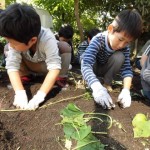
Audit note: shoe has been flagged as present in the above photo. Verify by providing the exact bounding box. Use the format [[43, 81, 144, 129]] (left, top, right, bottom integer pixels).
[[21, 76, 31, 84], [7, 75, 31, 89], [55, 77, 69, 88]]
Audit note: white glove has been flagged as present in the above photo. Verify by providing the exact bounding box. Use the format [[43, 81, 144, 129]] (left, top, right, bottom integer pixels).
[[27, 91, 46, 110], [117, 88, 131, 108], [91, 82, 115, 109], [13, 90, 28, 109]]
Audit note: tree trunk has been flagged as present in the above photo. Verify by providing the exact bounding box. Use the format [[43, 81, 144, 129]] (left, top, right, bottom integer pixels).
[[74, 0, 84, 42]]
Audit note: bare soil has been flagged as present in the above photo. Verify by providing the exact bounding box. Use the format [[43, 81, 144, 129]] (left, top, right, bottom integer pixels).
[[0, 66, 150, 150]]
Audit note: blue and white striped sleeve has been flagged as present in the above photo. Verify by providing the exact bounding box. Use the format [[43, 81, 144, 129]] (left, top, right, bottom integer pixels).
[[120, 47, 133, 78], [81, 37, 101, 87]]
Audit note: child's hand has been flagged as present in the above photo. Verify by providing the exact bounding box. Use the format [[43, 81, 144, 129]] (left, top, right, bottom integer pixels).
[[117, 88, 131, 108], [92, 87, 115, 109], [27, 91, 46, 110], [91, 82, 115, 109], [13, 90, 28, 109]]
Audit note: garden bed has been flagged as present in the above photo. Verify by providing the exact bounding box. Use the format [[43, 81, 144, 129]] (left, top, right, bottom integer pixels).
[[0, 66, 150, 150]]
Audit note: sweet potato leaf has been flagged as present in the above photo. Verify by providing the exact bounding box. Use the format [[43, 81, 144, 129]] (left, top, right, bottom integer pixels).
[[72, 125, 91, 140], [63, 123, 76, 139], [76, 133, 105, 150], [61, 103, 84, 117], [133, 116, 150, 138], [73, 114, 86, 126], [60, 103, 109, 149]]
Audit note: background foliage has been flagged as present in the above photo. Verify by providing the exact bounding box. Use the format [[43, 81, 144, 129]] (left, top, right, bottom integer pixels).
[[3, 0, 150, 51]]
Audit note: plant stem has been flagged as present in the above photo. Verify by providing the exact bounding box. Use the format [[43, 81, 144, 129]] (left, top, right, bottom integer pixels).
[[0, 94, 86, 112], [40, 93, 86, 109], [72, 122, 80, 139], [84, 117, 103, 123], [85, 113, 112, 129], [91, 131, 107, 134]]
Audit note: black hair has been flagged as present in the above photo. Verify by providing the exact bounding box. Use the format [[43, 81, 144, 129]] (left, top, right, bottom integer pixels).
[[0, 3, 41, 44], [113, 9, 142, 40], [58, 24, 74, 39], [87, 28, 100, 40]]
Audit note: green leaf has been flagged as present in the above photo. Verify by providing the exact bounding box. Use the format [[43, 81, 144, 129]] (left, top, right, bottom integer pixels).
[[61, 114, 86, 127], [61, 103, 84, 118], [68, 103, 82, 112], [73, 114, 86, 127], [60, 103, 107, 149], [76, 133, 105, 150], [132, 113, 147, 127], [133, 120, 150, 138], [63, 123, 76, 139], [61, 116, 73, 124], [72, 125, 91, 140]]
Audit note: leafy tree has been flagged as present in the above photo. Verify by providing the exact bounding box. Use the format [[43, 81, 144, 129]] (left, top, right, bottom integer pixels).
[[4, 0, 150, 46], [5, 0, 16, 6], [33, 0, 75, 31]]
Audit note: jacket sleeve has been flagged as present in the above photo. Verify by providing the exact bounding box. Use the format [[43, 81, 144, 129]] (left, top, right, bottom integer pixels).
[[5, 45, 22, 73], [81, 37, 101, 87], [120, 46, 133, 78], [43, 38, 61, 71]]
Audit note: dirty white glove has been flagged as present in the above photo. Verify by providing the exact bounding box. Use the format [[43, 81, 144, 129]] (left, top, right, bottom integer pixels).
[[91, 82, 115, 109], [27, 91, 46, 110], [13, 90, 28, 109], [117, 88, 131, 108]]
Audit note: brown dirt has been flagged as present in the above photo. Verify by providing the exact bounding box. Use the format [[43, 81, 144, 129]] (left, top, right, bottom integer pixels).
[[0, 66, 150, 150]]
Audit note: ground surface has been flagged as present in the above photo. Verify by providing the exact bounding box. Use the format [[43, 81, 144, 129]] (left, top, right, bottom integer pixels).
[[0, 66, 150, 150]]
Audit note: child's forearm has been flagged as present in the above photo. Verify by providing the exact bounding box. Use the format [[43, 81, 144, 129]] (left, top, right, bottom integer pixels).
[[8, 71, 24, 91], [39, 69, 60, 94], [123, 77, 132, 90]]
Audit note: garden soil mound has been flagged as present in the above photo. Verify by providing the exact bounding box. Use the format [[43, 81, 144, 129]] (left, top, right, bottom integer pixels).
[[0, 66, 150, 150]]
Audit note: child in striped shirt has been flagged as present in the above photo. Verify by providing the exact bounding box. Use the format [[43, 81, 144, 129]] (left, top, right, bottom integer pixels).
[[81, 9, 142, 109]]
